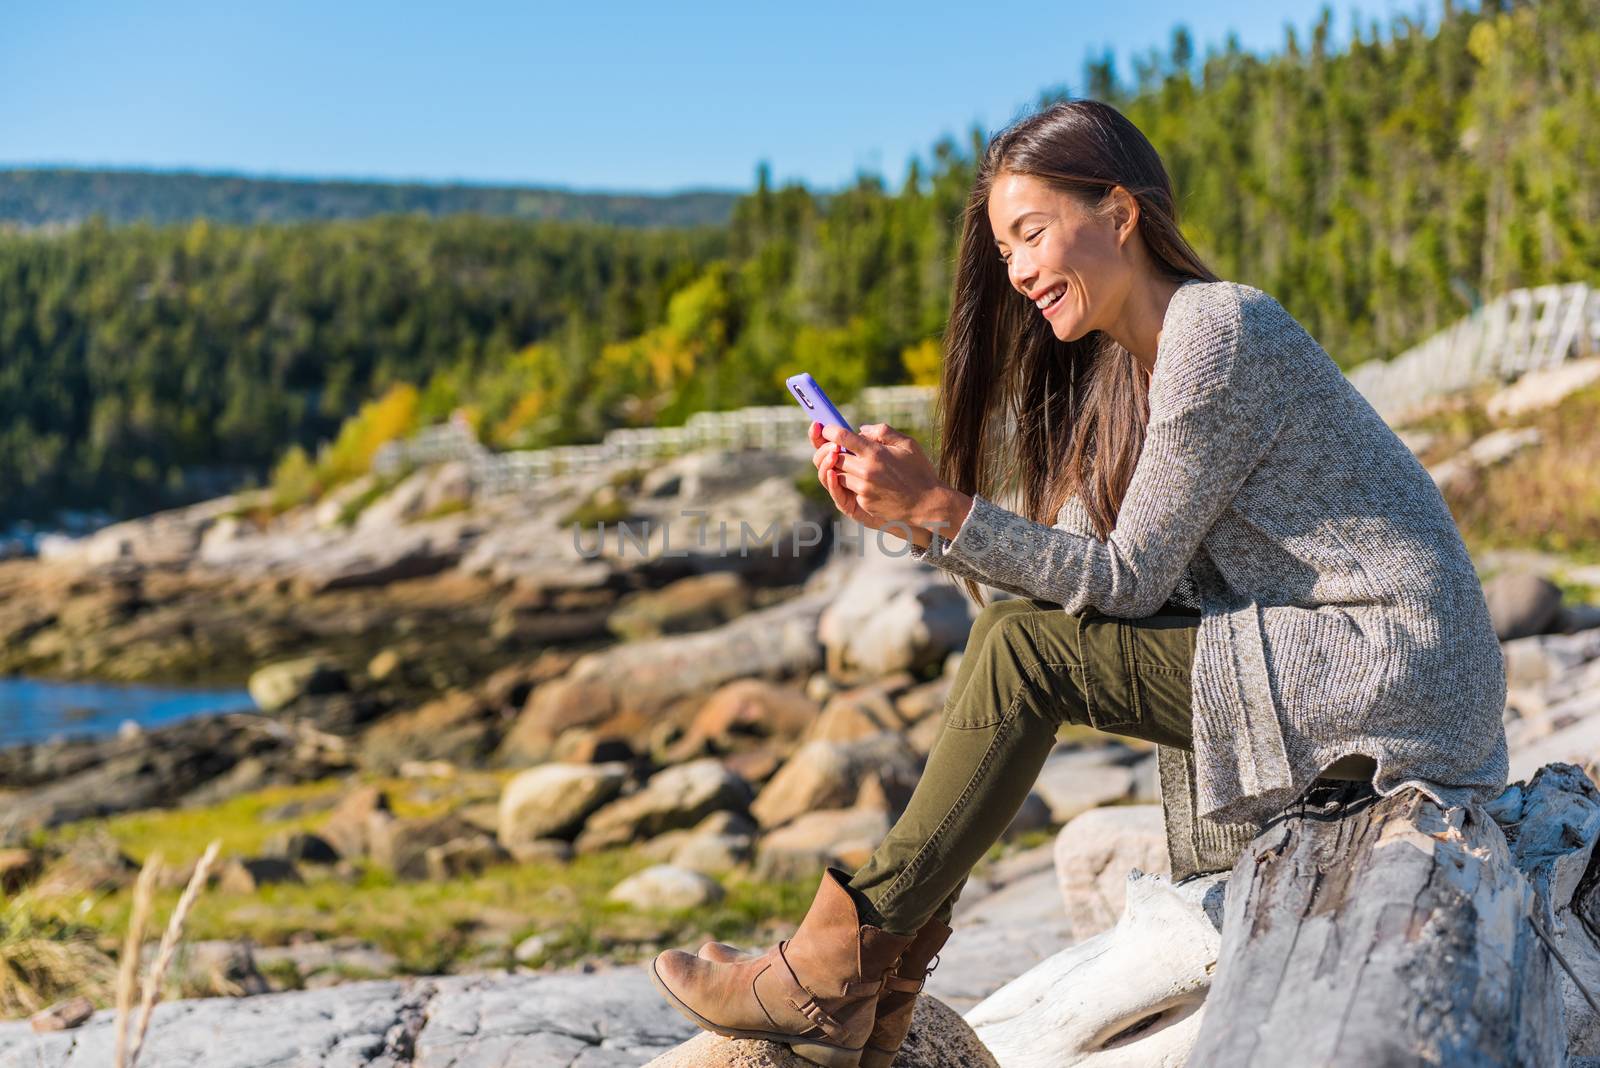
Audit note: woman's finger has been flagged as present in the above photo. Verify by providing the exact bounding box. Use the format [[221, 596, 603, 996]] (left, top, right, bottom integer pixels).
[[820, 424, 870, 455]]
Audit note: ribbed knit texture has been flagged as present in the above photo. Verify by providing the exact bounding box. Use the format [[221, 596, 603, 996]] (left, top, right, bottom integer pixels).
[[912, 278, 1509, 827]]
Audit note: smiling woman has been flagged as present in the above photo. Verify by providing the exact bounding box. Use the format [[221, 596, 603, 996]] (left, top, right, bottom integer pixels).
[[649, 99, 1510, 1068]]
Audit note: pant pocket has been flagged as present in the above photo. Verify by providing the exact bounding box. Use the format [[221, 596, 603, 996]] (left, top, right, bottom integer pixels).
[[1079, 612, 1197, 749]]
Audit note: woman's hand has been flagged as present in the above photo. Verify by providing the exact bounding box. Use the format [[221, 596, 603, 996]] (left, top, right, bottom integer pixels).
[[808, 421, 972, 547]]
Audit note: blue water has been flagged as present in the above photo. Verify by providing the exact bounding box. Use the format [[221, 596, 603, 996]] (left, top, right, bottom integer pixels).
[[0, 678, 256, 747]]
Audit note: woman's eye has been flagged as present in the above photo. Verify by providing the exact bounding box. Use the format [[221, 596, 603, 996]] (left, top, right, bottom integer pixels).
[[1026, 228, 1044, 243]]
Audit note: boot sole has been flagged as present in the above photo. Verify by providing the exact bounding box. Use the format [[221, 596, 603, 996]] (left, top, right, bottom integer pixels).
[[649, 956, 864, 1068]]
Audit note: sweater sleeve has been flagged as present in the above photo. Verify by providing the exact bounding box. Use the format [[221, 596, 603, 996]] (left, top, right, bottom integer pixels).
[[911, 285, 1287, 617]]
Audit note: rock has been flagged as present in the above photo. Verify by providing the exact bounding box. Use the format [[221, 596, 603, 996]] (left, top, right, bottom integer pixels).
[[0, 968, 702, 1067], [368, 813, 495, 881], [641, 811, 758, 874], [360, 690, 496, 769], [513, 932, 557, 964], [498, 761, 630, 844], [928, 861, 1077, 1013], [750, 733, 921, 831], [0, 848, 41, 893], [29, 997, 94, 1033], [501, 593, 829, 759], [366, 647, 403, 682], [896, 675, 953, 724], [1052, 805, 1171, 936], [251, 937, 401, 986], [504, 837, 574, 864], [686, 679, 821, 751], [417, 460, 475, 517], [608, 571, 752, 641], [550, 728, 636, 764], [30, 832, 137, 896], [667, 832, 754, 875], [1428, 426, 1542, 493], [319, 785, 393, 860], [804, 674, 915, 743], [818, 540, 976, 681], [1485, 357, 1600, 421], [424, 836, 509, 881], [754, 807, 891, 881], [261, 831, 340, 865], [1003, 792, 1053, 840], [721, 747, 783, 787], [248, 656, 349, 712], [149, 939, 271, 998], [355, 468, 434, 532], [607, 864, 725, 911], [218, 857, 304, 894], [644, 993, 997, 1066], [1030, 745, 1137, 824], [1485, 572, 1565, 640], [311, 473, 376, 528], [576, 758, 753, 853]]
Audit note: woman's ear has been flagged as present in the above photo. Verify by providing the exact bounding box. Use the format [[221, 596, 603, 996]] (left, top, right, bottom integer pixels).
[[1109, 185, 1140, 247]]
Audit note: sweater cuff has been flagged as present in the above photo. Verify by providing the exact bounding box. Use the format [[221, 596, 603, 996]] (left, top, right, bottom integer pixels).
[[910, 493, 981, 564]]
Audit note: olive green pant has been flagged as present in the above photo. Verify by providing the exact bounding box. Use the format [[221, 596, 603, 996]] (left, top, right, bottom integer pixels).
[[847, 595, 1203, 936]]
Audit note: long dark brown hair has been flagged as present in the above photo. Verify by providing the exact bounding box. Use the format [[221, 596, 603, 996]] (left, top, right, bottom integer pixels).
[[938, 99, 1218, 602]]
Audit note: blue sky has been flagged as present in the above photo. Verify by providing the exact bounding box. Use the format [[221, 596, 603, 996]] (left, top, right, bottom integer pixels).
[[3, 1, 1446, 194]]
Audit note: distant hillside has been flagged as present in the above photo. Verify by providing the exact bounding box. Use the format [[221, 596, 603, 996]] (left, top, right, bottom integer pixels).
[[0, 167, 741, 229]]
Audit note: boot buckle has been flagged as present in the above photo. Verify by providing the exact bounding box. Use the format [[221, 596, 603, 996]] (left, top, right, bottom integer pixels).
[[787, 994, 846, 1041]]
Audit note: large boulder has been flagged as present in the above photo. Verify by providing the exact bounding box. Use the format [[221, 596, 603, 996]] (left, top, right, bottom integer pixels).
[[1052, 805, 1170, 936], [750, 733, 921, 831], [754, 807, 890, 881], [683, 679, 821, 752], [818, 537, 975, 681], [576, 758, 753, 852], [248, 657, 348, 712], [498, 761, 630, 845], [1030, 745, 1138, 824], [607, 864, 725, 911], [1484, 572, 1565, 641], [501, 593, 829, 759], [644, 993, 997, 1067], [608, 571, 753, 641]]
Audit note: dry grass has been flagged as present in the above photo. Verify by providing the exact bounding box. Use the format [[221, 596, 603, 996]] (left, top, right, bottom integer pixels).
[[113, 840, 220, 1068], [0, 890, 116, 1018], [1445, 381, 1600, 562]]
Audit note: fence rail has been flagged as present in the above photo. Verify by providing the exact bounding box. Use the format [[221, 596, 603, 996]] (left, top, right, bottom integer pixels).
[[376, 284, 1600, 496]]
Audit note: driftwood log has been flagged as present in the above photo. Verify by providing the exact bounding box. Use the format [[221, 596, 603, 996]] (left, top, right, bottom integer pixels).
[[967, 763, 1600, 1068], [1186, 765, 1600, 1067]]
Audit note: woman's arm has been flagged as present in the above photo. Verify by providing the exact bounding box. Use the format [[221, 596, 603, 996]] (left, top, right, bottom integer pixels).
[[910, 293, 1286, 617]]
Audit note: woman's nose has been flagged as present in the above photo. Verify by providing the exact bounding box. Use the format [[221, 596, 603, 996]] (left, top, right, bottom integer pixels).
[[1009, 253, 1036, 295]]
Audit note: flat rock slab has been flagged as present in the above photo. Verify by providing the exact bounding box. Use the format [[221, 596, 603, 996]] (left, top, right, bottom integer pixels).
[[928, 866, 1077, 1012], [0, 968, 698, 1068]]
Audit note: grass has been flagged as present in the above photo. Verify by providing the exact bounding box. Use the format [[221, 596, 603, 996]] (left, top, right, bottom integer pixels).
[[1446, 380, 1600, 564], [18, 772, 831, 1000]]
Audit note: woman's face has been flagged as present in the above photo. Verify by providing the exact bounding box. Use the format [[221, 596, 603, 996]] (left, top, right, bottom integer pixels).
[[987, 170, 1134, 343]]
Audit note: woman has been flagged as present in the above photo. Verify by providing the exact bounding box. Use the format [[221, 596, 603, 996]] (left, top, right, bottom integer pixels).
[[649, 99, 1509, 1068]]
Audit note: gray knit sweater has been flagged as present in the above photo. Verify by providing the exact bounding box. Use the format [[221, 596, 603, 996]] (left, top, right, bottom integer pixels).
[[912, 278, 1509, 827]]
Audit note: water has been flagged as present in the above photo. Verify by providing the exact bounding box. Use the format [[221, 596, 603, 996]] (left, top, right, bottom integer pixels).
[[0, 678, 256, 747]]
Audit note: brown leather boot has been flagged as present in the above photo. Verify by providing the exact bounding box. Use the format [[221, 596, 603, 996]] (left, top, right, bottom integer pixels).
[[649, 867, 914, 1068], [700, 913, 953, 1068]]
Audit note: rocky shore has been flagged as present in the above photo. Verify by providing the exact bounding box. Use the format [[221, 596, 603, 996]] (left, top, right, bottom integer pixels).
[[7, 388, 1600, 1063]]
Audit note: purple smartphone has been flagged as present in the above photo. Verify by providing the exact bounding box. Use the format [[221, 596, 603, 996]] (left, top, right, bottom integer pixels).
[[785, 372, 855, 455]]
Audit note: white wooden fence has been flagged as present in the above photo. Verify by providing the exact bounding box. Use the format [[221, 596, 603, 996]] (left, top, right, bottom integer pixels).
[[375, 284, 1599, 495], [1346, 283, 1600, 421], [373, 384, 938, 494]]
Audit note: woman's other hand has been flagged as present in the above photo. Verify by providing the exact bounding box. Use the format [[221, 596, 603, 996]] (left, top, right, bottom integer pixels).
[[809, 421, 971, 547]]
